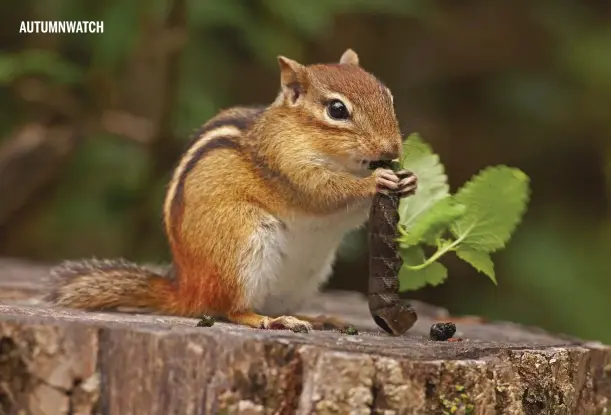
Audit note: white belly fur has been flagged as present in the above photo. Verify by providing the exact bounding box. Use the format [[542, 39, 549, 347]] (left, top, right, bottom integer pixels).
[[241, 201, 371, 316]]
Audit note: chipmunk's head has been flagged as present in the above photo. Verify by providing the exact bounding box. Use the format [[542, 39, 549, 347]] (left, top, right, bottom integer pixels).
[[273, 49, 402, 174]]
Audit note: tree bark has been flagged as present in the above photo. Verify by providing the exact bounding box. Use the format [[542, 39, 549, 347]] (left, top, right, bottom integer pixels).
[[0, 258, 609, 415]]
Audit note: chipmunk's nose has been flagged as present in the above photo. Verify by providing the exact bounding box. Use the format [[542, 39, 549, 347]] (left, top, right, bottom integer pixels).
[[378, 140, 401, 161], [379, 150, 399, 161]]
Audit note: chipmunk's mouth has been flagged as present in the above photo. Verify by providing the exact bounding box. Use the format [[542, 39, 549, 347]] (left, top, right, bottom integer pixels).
[[365, 158, 397, 170], [344, 156, 399, 176]]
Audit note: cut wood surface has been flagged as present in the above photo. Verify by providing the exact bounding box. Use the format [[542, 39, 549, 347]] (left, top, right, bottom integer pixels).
[[0, 258, 609, 414]]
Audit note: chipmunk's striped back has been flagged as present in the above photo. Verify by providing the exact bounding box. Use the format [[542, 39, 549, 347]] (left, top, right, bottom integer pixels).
[[163, 106, 265, 242]]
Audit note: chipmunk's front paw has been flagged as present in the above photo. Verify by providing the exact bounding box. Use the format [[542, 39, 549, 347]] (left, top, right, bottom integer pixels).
[[261, 316, 313, 333], [374, 168, 417, 197], [374, 168, 399, 195], [396, 169, 418, 198]]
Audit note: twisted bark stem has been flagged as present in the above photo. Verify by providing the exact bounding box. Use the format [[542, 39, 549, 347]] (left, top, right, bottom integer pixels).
[[368, 169, 418, 336]]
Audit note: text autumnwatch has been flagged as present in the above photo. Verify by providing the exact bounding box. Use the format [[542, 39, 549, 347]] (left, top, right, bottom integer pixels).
[[19, 21, 104, 34]]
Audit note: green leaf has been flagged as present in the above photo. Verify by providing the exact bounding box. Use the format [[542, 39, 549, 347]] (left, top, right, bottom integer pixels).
[[398, 133, 450, 232], [398, 196, 466, 247], [450, 165, 530, 252], [398, 246, 448, 291], [456, 247, 497, 284]]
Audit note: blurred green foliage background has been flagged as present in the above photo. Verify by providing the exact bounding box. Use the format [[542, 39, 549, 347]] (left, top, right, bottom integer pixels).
[[1, 0, 610, 343]]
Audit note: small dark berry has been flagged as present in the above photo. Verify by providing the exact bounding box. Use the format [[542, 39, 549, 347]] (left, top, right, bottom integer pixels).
[[291, 325, 310, 333], [196, 316, 215, 327], [429, 322, 456, 341], [340, 326, 359, 335]]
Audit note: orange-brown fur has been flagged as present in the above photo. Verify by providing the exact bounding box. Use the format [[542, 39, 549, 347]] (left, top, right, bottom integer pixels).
[[48, 49, 414, 332]]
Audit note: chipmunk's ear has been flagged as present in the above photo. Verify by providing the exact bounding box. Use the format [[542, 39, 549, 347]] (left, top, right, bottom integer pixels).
[[277, 56, 307, 104], [339, 49, 359, 66]]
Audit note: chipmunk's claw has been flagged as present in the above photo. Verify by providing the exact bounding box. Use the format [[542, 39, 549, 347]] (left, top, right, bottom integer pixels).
[[374, 168, 418, 197], [396, 170, 418, 198], [374, 168, 399, 194]]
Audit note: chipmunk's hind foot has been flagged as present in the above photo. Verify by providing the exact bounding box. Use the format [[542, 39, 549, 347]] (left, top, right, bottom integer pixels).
[[228, 311, 312, 333]]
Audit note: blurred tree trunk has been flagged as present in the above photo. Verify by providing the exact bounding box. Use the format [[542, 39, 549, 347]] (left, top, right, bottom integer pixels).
[[0, 119, 79, 250], [124, 0, 187, 259]]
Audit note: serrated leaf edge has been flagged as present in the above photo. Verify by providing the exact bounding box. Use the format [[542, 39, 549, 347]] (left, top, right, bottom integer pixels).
[[450, 165, 531, 253], [456, 248, 497, 285]]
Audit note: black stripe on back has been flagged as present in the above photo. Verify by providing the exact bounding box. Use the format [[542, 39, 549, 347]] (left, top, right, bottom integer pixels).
[[187, 106, 265, 146], [171, 137, 241, 219]]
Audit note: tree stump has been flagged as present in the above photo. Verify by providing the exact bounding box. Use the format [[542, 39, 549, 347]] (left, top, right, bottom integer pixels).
[[0, 258, 609, 414]]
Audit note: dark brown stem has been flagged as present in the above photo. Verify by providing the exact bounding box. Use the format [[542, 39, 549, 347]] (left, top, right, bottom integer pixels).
[[368, 169, 417, 335]]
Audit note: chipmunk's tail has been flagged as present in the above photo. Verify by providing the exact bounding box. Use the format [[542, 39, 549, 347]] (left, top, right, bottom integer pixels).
[[46, 258, 174, 311]]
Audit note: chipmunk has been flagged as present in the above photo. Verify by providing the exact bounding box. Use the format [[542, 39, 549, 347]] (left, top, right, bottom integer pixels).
[[47, 49, 418, 332]]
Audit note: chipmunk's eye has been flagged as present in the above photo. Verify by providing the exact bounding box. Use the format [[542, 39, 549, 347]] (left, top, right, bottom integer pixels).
[[327, 99, 350, 120]]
